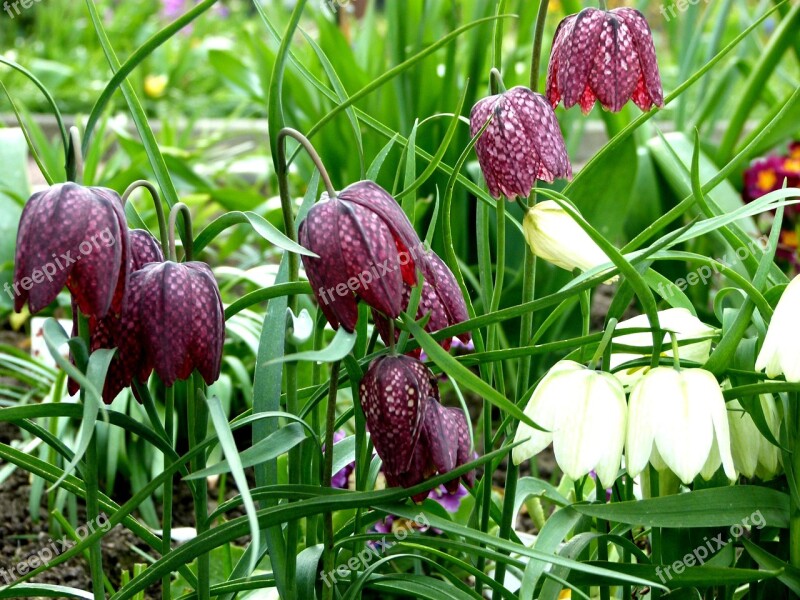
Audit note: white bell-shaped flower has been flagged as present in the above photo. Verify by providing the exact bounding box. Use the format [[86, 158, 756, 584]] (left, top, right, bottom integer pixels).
[[626, 367, 735, 485], [610, 308, 717, 389], [522, 201, 617, 283], [727, 395, 782, 480], [756, 275, 800, 382], [513, 360, 627, 488]]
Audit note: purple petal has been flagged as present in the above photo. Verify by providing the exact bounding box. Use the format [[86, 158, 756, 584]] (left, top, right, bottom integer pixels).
[[129, 229, 165, 271], [613, 8, 664, 110], [587, 14, 640, 113], [558, 8, 605, 112]]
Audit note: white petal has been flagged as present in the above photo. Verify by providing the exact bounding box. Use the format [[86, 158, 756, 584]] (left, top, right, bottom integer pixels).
[[652, 368, 714, 485], [757, 275, 800, 380], [512, 361, 581, 465], [625, 370, 659, 478], [727, 400, 758, 478], [553, 371, 626, 485]]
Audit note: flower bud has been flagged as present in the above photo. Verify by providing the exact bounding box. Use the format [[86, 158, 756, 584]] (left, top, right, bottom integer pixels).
[[523, 200, 615, 282]]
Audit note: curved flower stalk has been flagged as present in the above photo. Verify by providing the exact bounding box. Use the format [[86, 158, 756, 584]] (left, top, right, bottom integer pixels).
[[522, 200, 616, 282], [13, 182, 129, 318], [727, 396, 782, 480], [626, 367, 735, 485], [546, 7, 664, 113], [610, 308, 717, 389], [512, 360, 627, 488], [470, 86, 572, 199], [299, 180, 432, 332], [755, 274, 800, 381], [360, 354, 474, 502]]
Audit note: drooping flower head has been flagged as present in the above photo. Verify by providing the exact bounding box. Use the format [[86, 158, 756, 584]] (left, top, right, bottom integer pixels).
[[513, 360, 627, 488], [128, 260, 225, 387], [360, 355, 474, 501], [626, 367, 735, 484], [470, 86, 572, 199], [546, 8, 664, 114], [373, 250, 470, 351], [69, 229, 165, 403], [13, 183, 129, 318], [299, 181, 431, 332]]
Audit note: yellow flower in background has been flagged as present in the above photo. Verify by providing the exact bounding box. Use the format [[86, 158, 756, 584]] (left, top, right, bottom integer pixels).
[[144, 74, 169, 99]]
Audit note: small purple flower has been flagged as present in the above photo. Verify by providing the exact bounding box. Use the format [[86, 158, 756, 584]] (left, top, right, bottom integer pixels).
[[470, 86, 572, 199], [13, 183, 129, 318], [326, 430, 355, 490], [299, 181, 432, 333], [360, 355, 474, 502], [428, 483, 468, 513], [546, 8, 664, 114]]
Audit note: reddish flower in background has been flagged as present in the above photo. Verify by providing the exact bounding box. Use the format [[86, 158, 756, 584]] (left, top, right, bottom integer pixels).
[[743, 144, 800, 203], [546, 8, 664, 114], [69, 229, 165, 403], [360, 355, 474, 502], [299, 181, 432, 332], [470, 86, 572, 199], [373, 250, 471, 351], [13, 183, 128, 318], [129, 260, 225, 387]]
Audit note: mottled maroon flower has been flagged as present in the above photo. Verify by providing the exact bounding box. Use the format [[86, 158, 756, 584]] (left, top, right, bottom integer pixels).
[[360, 355, 474, 502], [69, 230, 165, 402], [299, 181, 431, 332], [128, 260, 225, 387], [13, 183, 128, 318], [546, 8, 664, 114], [373, 250, 470, 350], [470, 86, 572, 199]]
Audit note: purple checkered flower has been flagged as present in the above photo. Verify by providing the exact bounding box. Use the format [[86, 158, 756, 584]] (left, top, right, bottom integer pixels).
[[546, 8, 664, 114], [470, 86, 572, 199]]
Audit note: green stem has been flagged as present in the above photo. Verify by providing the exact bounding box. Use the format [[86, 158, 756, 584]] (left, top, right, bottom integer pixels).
[[595, 477, 610, 600], [790, 395, 800, 568], [588, 318, 618, 371], [84, 427, 105, 600], [529, 0, 550, 93], [276, 128, 332, 598], [76, 312, 104, 600], [162, 386, 174, 600], [188, 376, 210, 600], [168, 203, 193, 262], [122, 180, 170, 255], [67, 126, 83, 184], [489, 67, 507, 95], [322, 361, 341, 600]]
